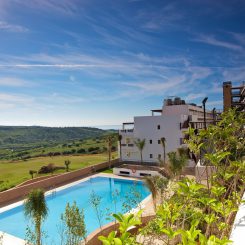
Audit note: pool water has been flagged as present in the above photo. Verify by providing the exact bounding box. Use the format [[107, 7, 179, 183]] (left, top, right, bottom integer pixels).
[[0, 176, 150, 244]]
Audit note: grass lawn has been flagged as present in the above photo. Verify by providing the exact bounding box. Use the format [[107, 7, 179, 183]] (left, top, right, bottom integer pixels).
[[0, 153, 117, 191], [102, 168, 113, 174]]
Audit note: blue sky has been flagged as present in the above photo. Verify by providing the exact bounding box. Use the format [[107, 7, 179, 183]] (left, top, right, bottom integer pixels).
[[0, 0, 244, 127]]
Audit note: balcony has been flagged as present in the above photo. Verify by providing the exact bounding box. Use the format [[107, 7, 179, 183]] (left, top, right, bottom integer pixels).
[[119, 129, 134, 133], [189, 121, 217, 130], [120, 122, 134, 134]]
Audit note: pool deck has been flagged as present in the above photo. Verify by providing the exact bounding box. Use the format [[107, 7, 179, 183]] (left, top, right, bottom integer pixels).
[[0, 173, 154, 245]]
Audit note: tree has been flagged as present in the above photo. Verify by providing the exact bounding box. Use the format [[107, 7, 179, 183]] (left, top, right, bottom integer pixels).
[[64, 160, 71, 172], [167, 151, 188, 179], [24, 189, 48, 245], [60, 202, 87, 245], [106, 136, 113, 168], [134, 138, 146, 164], [160, 137, 166, 166], [118, 134, 122, 161], [89, 190, 104, 230], [29, 170, 37, 179], [144, 176, 169, 210]]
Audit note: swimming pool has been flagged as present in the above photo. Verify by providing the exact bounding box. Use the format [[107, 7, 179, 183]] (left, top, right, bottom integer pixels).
[[0, 175, 150, 244]]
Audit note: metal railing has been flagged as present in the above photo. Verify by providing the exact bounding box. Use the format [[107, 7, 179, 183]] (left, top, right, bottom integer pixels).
[[119, 129, 134, 133]]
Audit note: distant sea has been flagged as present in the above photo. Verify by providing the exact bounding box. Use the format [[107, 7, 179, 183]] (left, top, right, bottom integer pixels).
[[93, 125, 121, 130]]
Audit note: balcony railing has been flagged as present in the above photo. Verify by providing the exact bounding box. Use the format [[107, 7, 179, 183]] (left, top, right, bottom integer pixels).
[[189, 121, 218, 130], [119, 129, 134, 133]]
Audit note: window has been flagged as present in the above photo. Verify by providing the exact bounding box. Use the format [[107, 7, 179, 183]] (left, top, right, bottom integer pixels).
[[140, 173, 151, 177], [158, 139, 161, 144], [157, 125, 160, 129], [180, 138, 184, 145], [128, 144, 134, 147], [149, 139, 152, 144], [120, 171, 130, 175], [158, 154, 161, 159], [150, 154, 153, 158]]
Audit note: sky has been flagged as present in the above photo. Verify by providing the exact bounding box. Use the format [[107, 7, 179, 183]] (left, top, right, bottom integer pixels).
[[0, 0, 244, 127]]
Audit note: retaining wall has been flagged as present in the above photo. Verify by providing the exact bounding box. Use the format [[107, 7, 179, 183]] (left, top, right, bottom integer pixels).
[[85, 215, 155, 245], [0, 159, 120, 207]]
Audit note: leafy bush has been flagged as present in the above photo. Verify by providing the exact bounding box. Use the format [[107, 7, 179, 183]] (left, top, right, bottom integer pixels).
[[60, 202, 87, 245], [38, 163, 65, 174], [77, 148, 86, 153], [62, 150, 73, 155], [88, 146, 100, 153]]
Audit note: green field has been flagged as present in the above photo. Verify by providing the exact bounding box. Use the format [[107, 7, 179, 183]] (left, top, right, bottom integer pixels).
[[0, 153, 117, 192], [0, 126, 117, 160]]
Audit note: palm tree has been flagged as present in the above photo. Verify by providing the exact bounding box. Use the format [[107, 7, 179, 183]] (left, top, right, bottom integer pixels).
[[144, 176, 169, 210], [64, 160, 71, 172], [144, 177, 158, 210], [118, 134, 122, 161], [160, 137, 166, 166], [24, 189, 48, 245], [167, 151, 188, 179], [29, 170, 37, 179], [134, 138, 145, 164], [106, 136, 113, 168]]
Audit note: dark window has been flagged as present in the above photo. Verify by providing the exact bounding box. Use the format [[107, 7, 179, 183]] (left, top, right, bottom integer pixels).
[[150, 154, 153, 158], [158, 140, 161, 144], [128, 144, 134, 147], [158, 154, 161, 159], [157, 125, 160, 129], [119, 171, 130, 175], [149, 139, 152, 144], [121, 144, 127, 146], [140, 173, 151, 177]]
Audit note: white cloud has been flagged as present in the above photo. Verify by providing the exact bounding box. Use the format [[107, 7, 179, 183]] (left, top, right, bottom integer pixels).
[[138, 3, 184, 31], [0, 77, 31, 87], [194, 35, 243, 52], [123, 75, 187, 95], [185, 93, 206, 101], [206, 100, 223, 106], [0, 21, 28, 32], [0, 93, 33, 104], [222, 67, 245, 82], [12, 0, 82, 16]]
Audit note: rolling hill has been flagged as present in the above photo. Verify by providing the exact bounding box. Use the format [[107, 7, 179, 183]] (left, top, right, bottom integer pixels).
[[0, 126, 116, 159]]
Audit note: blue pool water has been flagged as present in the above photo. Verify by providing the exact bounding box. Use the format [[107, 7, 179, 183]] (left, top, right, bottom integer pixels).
[[0, 176, 150, 244]]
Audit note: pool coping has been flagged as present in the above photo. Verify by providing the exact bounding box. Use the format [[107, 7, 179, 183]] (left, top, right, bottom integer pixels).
[[0, 173, 151, 245], [0, 173, 145, 213]]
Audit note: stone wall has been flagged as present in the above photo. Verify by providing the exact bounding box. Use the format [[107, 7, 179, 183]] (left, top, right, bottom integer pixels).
[[0, 159, 119, 207]]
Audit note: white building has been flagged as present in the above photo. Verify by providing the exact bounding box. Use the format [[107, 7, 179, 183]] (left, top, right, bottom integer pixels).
[[119, 97, 214, 164]]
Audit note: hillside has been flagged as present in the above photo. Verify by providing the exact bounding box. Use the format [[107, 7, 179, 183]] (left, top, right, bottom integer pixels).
[[0, 126, 116, 159], [0, 126, 109, 145]]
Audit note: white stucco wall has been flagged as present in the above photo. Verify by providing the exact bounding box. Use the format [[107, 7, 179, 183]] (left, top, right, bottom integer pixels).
[[119, 102, 213, 164], [113, 167, 161, 178], [120, 115, 185, 163], [230, 192, 245, 244]]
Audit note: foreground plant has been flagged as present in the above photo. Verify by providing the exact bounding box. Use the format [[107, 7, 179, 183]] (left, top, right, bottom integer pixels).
[[100, 109, 244, 244], [24, 189, 48, 245], [144, 176, 169, 209], [99, 211, 142, 245], [60, 202, 87, 245], [89, 190, 104, 229]]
